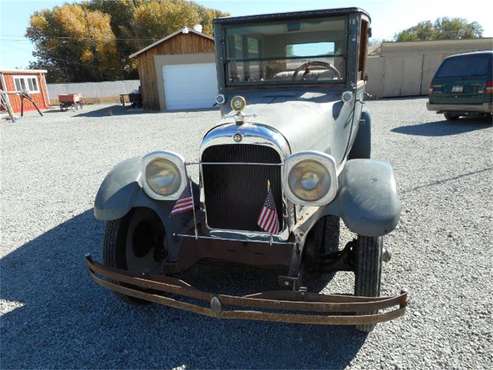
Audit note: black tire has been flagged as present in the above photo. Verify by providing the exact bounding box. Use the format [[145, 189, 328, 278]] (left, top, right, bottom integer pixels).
[[103, 208, 167, 304], [304, 215, 340, 264], [302, 216, 340, 289], [354, 235, 383, 332], [444, 112, 461, 121], [348, 111, 371, 160]]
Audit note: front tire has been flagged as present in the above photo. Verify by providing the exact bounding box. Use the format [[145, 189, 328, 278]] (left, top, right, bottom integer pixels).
[[103, 208, 167, 304], [354, 235, 383, 332], [302, 216, 340, 289]]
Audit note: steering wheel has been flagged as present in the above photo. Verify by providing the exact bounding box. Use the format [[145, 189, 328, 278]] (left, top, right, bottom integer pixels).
[[292, 61, 342, 81]]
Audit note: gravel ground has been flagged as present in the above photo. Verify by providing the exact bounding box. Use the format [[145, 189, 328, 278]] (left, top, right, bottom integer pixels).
[[1, 99, 492, 369]]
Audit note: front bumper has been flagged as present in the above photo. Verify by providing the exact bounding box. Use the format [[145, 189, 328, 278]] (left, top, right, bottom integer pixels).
[[86, 255, 408, 326], [427, 102, 493, 113]]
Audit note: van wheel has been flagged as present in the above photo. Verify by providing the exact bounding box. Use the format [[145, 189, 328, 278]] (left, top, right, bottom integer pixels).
[[103, 208, 167, 304], [444, 112, 461, 120], [354, 235, 383, 332]]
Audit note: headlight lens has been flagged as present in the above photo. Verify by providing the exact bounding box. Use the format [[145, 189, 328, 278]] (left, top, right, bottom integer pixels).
[[142, 151, 187, 200], [145, 158, 181, 196], [288, 159, 331, 201]]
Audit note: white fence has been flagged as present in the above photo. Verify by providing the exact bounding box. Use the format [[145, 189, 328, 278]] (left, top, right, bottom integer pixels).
[[47, 80, 140, 101]]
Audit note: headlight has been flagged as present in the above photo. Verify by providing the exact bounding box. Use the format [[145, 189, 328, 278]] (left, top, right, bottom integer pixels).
[[283, 152, 338, 206], [142, 151, 187, 200]]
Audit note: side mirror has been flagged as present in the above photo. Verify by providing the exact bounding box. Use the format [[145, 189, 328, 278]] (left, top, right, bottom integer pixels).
[[364, 73, 369, 82]]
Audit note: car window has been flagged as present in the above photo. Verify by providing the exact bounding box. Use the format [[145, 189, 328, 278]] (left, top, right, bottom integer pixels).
[[224, 16, 347, 85], [435, 54, 491, 78], [286, 42, 335, 57]]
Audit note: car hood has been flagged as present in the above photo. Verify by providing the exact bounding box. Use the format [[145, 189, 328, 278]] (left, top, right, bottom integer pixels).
[[207, 91, 352, 161]]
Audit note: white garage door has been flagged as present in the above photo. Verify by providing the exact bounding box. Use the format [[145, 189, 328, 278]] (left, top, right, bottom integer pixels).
[[163, 63, 218, 110]]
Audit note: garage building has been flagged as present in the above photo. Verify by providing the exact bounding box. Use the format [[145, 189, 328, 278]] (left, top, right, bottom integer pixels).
[[130, 26, 217, 111], [0, 69, 50, 113]]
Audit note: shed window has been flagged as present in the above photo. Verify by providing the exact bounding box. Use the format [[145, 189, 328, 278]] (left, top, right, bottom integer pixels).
[[13, 76, 40, 93]]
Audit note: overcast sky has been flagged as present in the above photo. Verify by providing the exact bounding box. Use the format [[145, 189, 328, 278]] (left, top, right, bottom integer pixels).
[[1, 0, 492, 69]]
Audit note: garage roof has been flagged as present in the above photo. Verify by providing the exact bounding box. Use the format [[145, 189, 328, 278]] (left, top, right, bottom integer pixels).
[[129, 27, 214, 59], [0, 68, 47, 73]]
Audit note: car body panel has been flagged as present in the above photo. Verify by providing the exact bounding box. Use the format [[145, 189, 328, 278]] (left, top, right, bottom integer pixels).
[[426, 102, 493, 113], [324, 159, 400, 236], [208, 90, 356, 165]]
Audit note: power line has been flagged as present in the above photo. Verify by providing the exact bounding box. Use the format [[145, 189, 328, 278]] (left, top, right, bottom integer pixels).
[[0, 35, 163, 41]]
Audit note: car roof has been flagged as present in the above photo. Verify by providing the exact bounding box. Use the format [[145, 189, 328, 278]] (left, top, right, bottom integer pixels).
[[214, 7, 370, 25], [444, 50, 493, 59]]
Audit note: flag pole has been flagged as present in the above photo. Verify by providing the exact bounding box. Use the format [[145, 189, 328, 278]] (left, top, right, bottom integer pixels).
[[188, 177, 198, 240], [267, 179, 272, 239]]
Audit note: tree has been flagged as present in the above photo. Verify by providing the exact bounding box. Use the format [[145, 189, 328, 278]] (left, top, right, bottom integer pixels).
[[27, 0, 228, 82], [395, 17, 483, 42], [27, 4, 121, 82]]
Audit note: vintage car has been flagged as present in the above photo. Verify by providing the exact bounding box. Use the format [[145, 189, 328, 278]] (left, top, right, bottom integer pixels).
[[427, 51, 493, 120], [86, 7, 408, 332]]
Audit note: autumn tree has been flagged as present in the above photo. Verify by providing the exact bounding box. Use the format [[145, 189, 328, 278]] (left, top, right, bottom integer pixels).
[[395, 17, 483, 42], [27, 4, 121, 82], [27, 0, 228, 82]]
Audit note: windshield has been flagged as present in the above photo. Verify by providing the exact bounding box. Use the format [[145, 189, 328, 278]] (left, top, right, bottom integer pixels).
[[436, 54, 492, 78], [224, 17, 347, 86]]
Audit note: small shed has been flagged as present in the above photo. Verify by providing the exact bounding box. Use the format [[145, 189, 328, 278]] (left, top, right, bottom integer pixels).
[[130, 27, 216, 111], [0, 69, 50, 113], [366, 38, 493, 98]]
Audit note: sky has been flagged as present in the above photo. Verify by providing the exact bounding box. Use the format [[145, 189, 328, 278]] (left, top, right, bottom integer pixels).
[[1, 0, 492, 69]]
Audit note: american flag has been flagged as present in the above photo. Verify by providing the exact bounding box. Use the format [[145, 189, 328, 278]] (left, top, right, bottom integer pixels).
[[257, 185, 280, 234], [171, 186, 194, 215]]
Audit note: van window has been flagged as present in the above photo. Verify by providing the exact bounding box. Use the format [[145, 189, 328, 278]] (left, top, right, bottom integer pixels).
[[436, 54, 491, 78]]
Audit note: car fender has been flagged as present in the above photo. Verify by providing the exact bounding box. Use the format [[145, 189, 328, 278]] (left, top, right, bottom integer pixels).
[[324, 159, 400, 236], [94, 156, 198, 225], [94, 157, 147, 221], [94, 157, 199, 262]]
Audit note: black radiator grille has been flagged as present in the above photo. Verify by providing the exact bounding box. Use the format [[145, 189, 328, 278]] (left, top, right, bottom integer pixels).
[[202, 144, 283, 231]]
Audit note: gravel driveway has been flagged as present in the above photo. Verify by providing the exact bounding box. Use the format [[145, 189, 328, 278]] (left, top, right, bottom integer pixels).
[[1, 99, 492, 369]]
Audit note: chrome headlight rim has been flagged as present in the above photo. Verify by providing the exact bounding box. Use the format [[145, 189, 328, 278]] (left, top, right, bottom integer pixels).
[[283, 151, 338, 206], [141, 151, 187, 201]]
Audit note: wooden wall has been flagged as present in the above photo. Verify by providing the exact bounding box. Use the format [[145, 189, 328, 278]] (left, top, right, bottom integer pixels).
[[135, 33, 215, 110], [1, 72, 49, 113]]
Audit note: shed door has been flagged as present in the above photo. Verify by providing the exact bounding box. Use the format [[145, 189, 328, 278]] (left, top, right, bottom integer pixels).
[[383, 55, 423, 97], [163, 63, 218, 110]]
